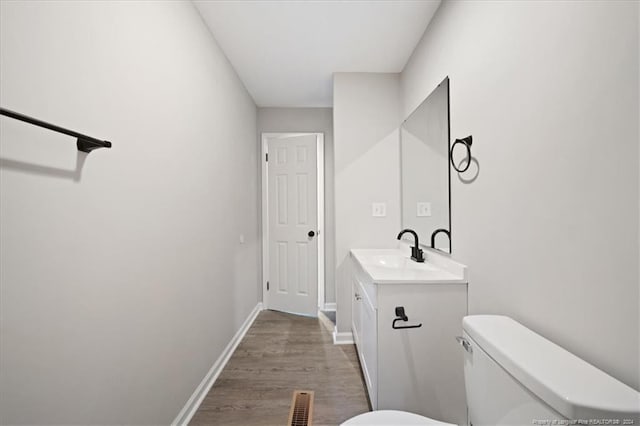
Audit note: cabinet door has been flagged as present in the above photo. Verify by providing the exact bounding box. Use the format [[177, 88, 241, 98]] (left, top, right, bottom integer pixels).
[[361, 292, 378, 409], [351, 275, 362, 349]]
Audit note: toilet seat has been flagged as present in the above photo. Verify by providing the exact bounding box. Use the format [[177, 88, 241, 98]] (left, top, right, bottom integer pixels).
[[341, 410, 455, 425]]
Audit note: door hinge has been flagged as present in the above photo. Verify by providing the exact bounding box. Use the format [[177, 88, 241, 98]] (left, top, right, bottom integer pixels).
[[267, 281, 270, 291], [265, 153, 268, 162]]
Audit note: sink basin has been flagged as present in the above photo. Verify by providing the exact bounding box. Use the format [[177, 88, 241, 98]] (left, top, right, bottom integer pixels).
[[350, 248, 466, 284], [363, 254, 436, 271]]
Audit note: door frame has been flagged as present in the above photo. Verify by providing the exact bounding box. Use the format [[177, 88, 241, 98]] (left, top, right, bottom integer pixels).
[[261, 132, 325, 314]]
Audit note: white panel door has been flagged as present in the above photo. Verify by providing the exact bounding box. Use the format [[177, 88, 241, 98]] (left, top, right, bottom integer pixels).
[[267, 134, 318, 317]]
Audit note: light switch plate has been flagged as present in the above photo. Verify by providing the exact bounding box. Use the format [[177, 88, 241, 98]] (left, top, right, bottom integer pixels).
[[417, 202, 432, 217], [372, 202, 387, 217]]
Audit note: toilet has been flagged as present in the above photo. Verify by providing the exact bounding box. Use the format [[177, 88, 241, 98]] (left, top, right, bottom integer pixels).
[[342, 410, 451, 425], [343, 315, 640, 425]]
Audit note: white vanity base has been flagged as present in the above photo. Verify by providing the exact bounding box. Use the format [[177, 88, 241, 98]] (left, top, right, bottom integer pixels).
[[349, 247, 468, 426]]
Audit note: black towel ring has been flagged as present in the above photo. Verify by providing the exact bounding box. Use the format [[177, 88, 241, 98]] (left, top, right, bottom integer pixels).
[[451, 135, 473, 173]]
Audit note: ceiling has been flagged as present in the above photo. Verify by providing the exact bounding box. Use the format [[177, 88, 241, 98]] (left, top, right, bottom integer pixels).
[[194, 0, 441, 107]]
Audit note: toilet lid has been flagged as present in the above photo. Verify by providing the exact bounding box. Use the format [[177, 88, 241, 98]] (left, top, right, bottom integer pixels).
[[341, 410, 454, 425]]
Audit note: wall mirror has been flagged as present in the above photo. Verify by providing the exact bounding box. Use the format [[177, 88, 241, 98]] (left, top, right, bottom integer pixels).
[[400, 77, 451, 252]]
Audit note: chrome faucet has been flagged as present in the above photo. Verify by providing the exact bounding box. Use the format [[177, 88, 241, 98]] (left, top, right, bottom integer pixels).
[[396, 229, 425, 263]]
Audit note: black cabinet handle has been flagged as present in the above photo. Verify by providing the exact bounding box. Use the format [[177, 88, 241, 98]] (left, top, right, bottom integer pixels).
[[308, 230, 315, 237]]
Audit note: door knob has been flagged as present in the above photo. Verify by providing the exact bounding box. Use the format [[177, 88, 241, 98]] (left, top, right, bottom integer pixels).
[[308, 230, 315, 237]]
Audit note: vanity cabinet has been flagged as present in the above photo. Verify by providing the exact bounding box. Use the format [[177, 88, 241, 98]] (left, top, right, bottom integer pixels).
[[349, 250, 468, 425]]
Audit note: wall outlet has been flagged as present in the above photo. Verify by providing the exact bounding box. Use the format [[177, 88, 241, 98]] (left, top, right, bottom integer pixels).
[[239, 234, 245, 244], [417, 202, 432, 217], [372, 202, 387, 217]]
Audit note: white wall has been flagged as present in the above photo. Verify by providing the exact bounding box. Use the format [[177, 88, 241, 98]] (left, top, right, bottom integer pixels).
[[0, 1, 259, 424], [333, 73, 401, 332], [401, 0, 639, 389], [257, 108, 336, 305]]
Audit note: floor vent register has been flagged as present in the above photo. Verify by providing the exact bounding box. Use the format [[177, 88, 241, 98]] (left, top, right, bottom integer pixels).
[[287, 390, 314, 426]]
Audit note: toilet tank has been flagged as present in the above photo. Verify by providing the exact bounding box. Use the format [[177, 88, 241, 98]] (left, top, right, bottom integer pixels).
[[461, 315, 640, 425]]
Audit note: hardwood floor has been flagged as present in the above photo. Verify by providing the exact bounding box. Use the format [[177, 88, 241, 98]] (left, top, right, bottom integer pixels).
[[189, 310, 370, 426]]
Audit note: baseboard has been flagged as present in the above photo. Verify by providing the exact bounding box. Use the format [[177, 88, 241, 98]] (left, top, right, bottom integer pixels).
[[172, 302, 264, 426], [322, 302, 336, 311], [332, 327, 354, 345], [317, 310, 335, 333]]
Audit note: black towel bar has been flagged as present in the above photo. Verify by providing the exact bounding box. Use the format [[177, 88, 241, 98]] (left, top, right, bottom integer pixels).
[[0, 107, 112, 153], [392, 306, 422, 330]]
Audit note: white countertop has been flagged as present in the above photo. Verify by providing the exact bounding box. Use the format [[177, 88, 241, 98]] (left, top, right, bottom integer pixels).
[[350, 247, 467, 284]]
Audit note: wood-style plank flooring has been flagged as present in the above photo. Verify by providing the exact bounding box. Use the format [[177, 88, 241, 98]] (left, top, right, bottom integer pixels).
[[189, 310, 370, 426]]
